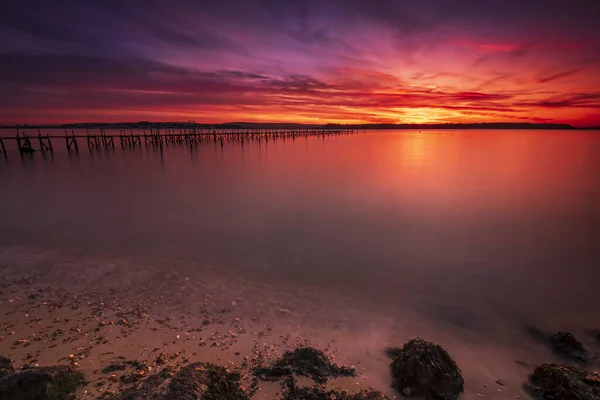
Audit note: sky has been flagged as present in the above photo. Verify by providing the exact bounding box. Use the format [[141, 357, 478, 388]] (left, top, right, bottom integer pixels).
[[1, 0, 599, 126]]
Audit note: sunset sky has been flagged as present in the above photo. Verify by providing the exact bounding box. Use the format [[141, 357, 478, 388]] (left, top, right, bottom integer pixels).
[[1, 0, 599, 126]]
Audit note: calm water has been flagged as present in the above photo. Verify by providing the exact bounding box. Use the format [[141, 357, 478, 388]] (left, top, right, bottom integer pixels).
[[1, 129, 600, 336]]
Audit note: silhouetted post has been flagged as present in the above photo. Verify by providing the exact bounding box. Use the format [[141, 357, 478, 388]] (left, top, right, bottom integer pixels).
[[37, 128, 52, 152], [72, 130, 79, 152], [17, 132, 33, 153], [65, 129, 71, 151], [0, 138, 5, 155], [86, 127, 97, 150]]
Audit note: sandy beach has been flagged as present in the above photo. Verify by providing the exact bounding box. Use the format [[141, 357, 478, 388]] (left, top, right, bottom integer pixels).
[[3, 245, 596, 399]]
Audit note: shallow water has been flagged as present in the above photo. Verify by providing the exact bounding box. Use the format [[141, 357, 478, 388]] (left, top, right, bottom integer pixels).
[[1, 129, 600, 396]]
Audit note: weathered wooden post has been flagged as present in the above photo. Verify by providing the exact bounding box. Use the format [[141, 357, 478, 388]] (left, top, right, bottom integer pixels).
[[37, 128, 52, 152], [73, 130, 79, 152]]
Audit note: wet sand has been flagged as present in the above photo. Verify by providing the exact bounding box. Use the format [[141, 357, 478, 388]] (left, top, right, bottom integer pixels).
[[1, 245, 598, 399]]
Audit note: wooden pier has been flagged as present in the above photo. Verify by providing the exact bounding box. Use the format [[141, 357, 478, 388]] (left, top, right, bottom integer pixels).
[[0, 126, 357, 156]]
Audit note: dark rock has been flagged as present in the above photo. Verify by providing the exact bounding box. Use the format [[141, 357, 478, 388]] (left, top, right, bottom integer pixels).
[[111, 362, 249, 400], [529, 363, 600, 400], [550, 332, 589, 362], [390, 338, 464, 400], [0, 365, 83, 400], [0, 357, 13, 379], [255, 347, 355, 385]]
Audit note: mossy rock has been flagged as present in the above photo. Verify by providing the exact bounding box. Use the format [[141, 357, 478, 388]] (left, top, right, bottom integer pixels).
[[112, 362, 248, 400], [529, 363, 600, 400], [255, 347, 355, 385], [550, 332, 589, 362], [0, 357, 14, 379], [390, 338, 464, 400], [0, 365, 84, 400]]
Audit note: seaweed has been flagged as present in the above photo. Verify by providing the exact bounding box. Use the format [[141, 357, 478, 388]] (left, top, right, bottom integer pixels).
[[280, 376, 389, 400], [255, 347, 355, 385]]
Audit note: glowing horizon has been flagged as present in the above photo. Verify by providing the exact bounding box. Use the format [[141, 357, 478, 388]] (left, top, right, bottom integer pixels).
[[1, 1, 599, 127]]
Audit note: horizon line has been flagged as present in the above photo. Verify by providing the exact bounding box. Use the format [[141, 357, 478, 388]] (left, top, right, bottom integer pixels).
[[2, 121, 600, 130]]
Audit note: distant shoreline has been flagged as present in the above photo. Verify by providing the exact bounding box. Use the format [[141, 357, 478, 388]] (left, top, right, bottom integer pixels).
[[1, 122, 598, 130]]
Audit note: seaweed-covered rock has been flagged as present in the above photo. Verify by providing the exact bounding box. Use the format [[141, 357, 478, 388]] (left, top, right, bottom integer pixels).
[[550, 332, 589, 362], [112, 362, 249, 400], [0, 357, 13, 379], [529, 363, 600, 400], [390, 338, 464, 400], [0, 365, 83, 400], [255, 347, 355, 385]]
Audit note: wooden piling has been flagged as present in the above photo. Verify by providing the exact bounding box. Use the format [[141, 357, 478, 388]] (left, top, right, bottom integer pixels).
[[17, 132, 34, 153], [65, 129, 79, 152], [37, 129, 53, 152]]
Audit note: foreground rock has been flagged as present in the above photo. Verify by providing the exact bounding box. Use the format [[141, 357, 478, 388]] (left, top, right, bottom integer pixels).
[[0, 357, 83, 400], [529, 363, 600, 400], [255, 347, 355, 384], [550, 332, 589, 362], [111, 362, 249, 400], [390, 338, 464, 400]]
